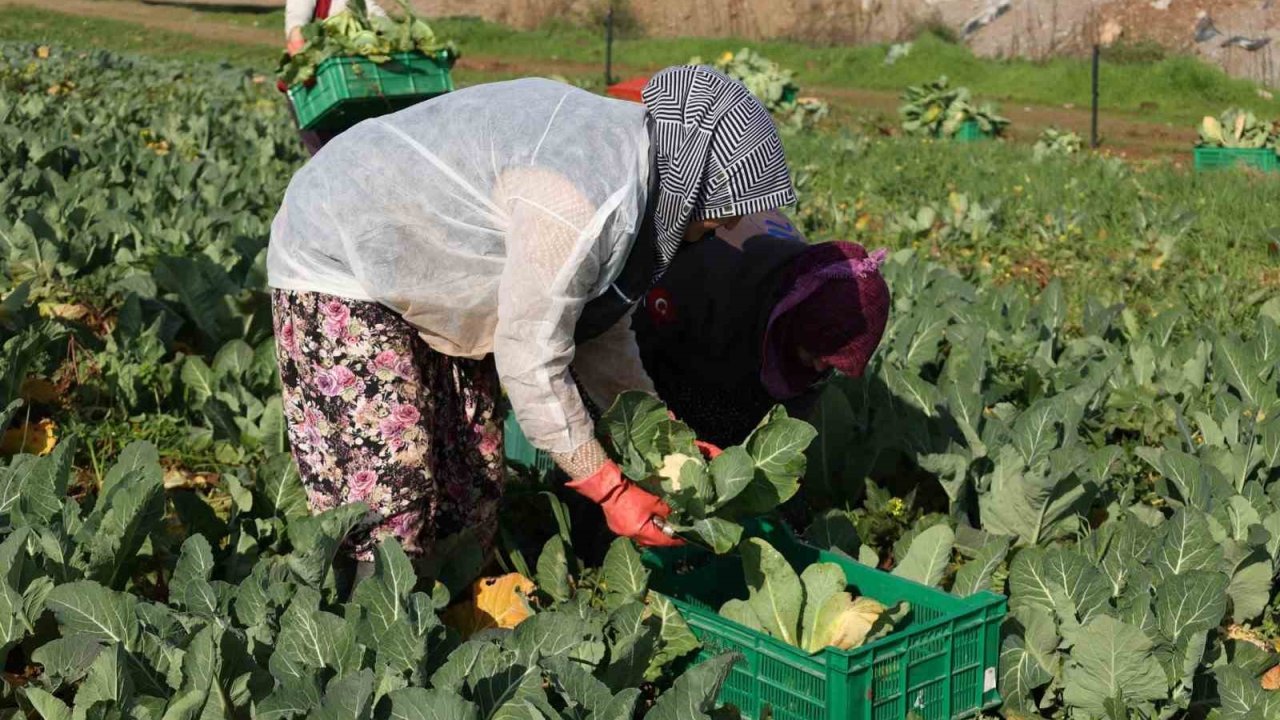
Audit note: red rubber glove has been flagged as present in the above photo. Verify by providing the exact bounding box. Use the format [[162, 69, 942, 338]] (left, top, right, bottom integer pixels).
[[566, 461, 684, 548], [695, 440, 723, 460]]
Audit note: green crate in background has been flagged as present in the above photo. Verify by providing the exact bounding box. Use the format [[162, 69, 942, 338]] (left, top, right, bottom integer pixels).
[[1193, 146, 1279, 173], [288, 50, 455, 131], [952, 120, 992, 143], [503, 412, 556, 476], [644, 519, 1006, 720]]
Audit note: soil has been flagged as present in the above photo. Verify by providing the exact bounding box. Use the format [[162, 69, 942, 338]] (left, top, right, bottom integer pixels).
[[5, 0, 1205, 158]]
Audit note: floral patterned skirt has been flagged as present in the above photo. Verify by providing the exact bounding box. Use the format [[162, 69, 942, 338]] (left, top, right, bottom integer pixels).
[[271, 289, 504, 560]]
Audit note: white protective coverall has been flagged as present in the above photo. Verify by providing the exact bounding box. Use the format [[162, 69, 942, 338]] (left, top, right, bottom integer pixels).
[[267, 78, 657, 459]]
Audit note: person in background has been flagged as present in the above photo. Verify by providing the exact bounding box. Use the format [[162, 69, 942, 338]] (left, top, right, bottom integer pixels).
[[281, 0, 386, 156], [633, 210, 890, 449], [267, 66, 797, 575]]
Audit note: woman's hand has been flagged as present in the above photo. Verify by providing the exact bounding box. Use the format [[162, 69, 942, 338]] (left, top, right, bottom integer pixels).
[[566, 461, 684, 547], [286, 27, 306, 56]]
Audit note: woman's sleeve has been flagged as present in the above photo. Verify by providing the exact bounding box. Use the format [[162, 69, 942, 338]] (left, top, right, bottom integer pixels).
[[493, 167, 609, 460], [572, 309, 656, 413], [284, 0, 316, 34]]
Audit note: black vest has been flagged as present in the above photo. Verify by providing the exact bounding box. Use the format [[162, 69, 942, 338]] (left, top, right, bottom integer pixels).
[[631, 233, 812, 447], [574, 118, 660, 343]]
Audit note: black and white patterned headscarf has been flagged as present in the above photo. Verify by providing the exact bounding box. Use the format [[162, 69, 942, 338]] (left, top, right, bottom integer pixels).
[[641, 65, 797, 276]]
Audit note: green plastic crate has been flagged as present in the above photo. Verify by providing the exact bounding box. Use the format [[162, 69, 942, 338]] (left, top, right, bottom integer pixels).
[[1193, 147, 1279, 173], [644, 520, 1006, 720], [952, 120, 991, 143], [288, 50, 455, 131], [503, 413, 556, 476]]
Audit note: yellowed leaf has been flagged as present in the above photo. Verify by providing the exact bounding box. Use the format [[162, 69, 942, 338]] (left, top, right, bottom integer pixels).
[[163, 468, 218, 490], [441, 573, 536, 639], [1226, 624, 1271, 651], [477, 573, 535, 627], [38, 303, 90, 321], [19, 377, 59, 404], [1262, 665, 1280, 691], [0, 419, 57, 456]]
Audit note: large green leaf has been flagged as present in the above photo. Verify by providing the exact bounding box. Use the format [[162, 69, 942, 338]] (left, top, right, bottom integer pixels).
[[255, 675, 323, 720], [1099, 516, 1156, 597], [44, 581, 139, 647], [161, 624, 232, 720], [1226, 557, 1271, 623], [998, 608, 1058, 712], [1215, 336, 1268, 409], [600, 539, 648, 612], [1061, 616, 1167, 714], [31, 635, 104, 690], [798, 563, 846, 653], [1153, 570, 1228, 643], [645, 652, 741, 720], [745, 407, 817, 488], [430, 641, 506, 695], [952, 536, 1011, 598], [257, 453, 310, 520], [1152, 509, 1223, 580], [469, 652, 541, 720], [76, 643, 134, 716], [181, 357, 217, 405], [718, 599, 763, 632], [646, 593, 700, 680], [681, 517, 742, 555], [171, 534, 216, 614], [535, 536, 571, 604], [584, 689, 640, 720], [891, 523, 953, 587], [1215, 665, 1268, 720], [541, 655, 610, 714], [0, 580, 27, 657], [4, 438, 74, 525], [84, 464, 165, 589], [507, 610, 599, 666], [602, 392, 670, 474], [312, 670, 375, 720], [802, 385, 855, 500], [1010, 399, 1060, 468], [213, 339, 254, 382], [707, 447, 754, 511], [1138, 448, 1214, 510], [287, 504, 368, 588], [386, 687, 477, 720], [23, 687, 72, 720], [1009, 547, 1110, 624], [153, 255, 240, 347], [271, 589, 359, 683], [741, 538, 801, 646], [977, 445, 1091, 546], [803, 510, 860, 557]]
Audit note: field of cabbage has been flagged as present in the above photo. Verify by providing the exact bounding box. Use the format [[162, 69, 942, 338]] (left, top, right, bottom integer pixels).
[[3, 41, 1280, 720]]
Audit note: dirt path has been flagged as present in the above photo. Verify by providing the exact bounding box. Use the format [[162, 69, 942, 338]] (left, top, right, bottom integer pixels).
[[4, 0, 1197, 159]]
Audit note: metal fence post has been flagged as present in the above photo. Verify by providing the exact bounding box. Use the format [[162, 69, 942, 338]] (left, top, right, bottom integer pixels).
[[605, 3, 615, 86], [1091, 44, 1101, 148]]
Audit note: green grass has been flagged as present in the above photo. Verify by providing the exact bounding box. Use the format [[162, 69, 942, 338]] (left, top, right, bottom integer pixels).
[[429, 19, 1277, 125], [3, 5, 1273, 126], [782, 130, 1280, 326], [3, 3, 1277, 324], [0, 6, 277, 67], [0, 6, 590, 87]]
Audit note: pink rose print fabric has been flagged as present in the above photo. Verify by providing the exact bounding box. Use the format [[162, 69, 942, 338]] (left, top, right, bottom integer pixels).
[[271, 289, 504, 560]]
